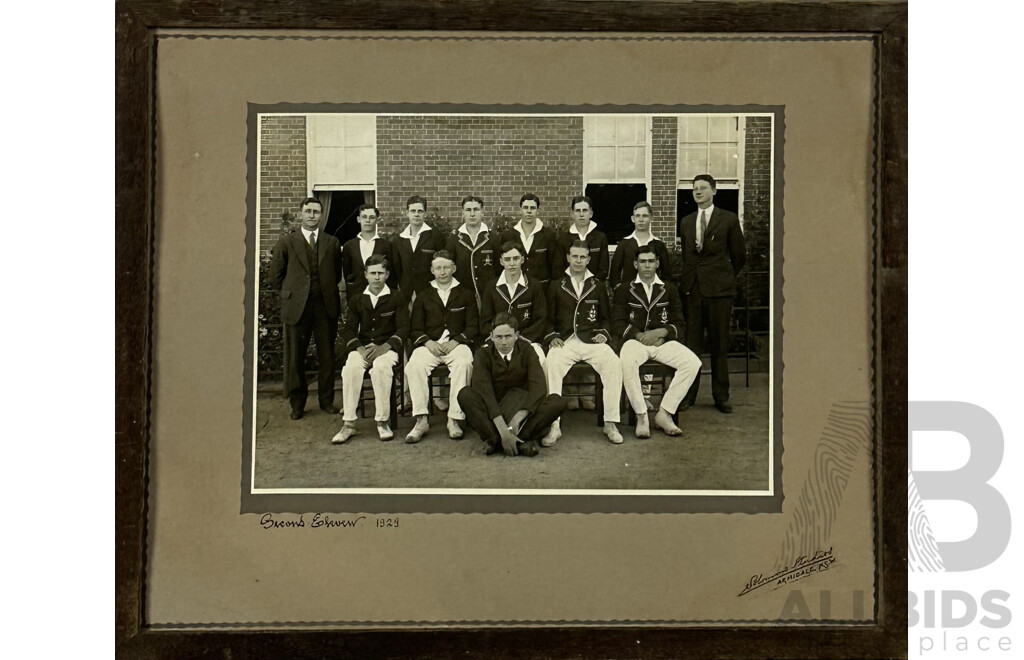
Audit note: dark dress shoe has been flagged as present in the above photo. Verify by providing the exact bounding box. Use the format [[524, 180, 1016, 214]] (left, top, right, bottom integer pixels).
[[319, 403, 341, 415], [715, 401, 733, 414], [290, 408, 304, 420], [519, 441, 540, 457], [484, 440, 500, 456]]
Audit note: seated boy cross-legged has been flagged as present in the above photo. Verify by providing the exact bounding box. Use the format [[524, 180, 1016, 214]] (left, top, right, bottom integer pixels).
[[611, 244, 701, 438], [542, 240, 624, 445], [404, 250, 479, 443], [456, 313, 567, 458], [332, 255, 409, 444]]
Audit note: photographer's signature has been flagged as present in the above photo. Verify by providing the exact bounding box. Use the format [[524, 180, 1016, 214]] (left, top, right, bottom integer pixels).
[[738, 548, 836, 596]]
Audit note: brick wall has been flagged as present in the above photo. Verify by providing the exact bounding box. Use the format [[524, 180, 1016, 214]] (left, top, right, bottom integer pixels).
[[651, 117, 679, 242], [375, 116, 584, 230], [743, 116, 772, 270], [259, 116, 307, 257]]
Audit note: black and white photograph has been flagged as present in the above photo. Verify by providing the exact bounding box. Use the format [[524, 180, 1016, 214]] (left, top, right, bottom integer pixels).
[[246, 110, 780, 507]]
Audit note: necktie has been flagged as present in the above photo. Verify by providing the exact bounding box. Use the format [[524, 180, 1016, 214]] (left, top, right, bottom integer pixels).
[[698, 210, 707, 250], [309, 231, 317, 256]]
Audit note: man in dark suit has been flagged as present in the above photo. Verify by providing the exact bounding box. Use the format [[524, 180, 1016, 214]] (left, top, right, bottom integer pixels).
[[457, 313, 566, 457], [341, 203, 395, 300], [678, 174, 746, 413], [269, 197, 344, 420]]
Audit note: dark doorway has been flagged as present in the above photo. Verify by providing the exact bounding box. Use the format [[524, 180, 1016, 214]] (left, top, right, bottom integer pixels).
[[323, 190, 374, 245], [584, 183, 648, 245], [676, 188, 739, 230]]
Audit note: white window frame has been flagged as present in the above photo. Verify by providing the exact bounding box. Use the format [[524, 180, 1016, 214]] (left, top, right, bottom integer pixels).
[[582, 115, 653, 200], [677, 115, 745, 229], [305, 114, 377, 194]]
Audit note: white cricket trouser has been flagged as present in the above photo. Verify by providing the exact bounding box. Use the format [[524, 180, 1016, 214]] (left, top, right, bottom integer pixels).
[[544, 337, 622, 423], [405, 344, 473, 420], [620, 339, 701, 415], [342, 349, 399, 422]]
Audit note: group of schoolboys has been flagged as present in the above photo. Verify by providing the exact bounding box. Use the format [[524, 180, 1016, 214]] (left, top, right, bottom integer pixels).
[[270, 176, 746, 458]]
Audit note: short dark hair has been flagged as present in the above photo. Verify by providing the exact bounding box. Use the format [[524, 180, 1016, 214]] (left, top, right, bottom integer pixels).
[[364, 254, 391, 272], [357, 203, 380, 218], [693, 174, 717, 191], [492, 312, 519, 332], [570, 195, 593, 210], [520, 193, 540, 207], [635, 244, 658, 261], [633, 201, 653, 214], [461, 195, 484, 208], [568, 239, 589, 253], [431, 249, 454, 265], [406, 195, 427, 209], [299, 197, 322, 209], [499, 241, 524, 258]]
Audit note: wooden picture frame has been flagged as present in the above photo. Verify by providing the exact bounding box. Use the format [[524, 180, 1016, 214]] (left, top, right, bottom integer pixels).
[[116, 1, 906, 657]]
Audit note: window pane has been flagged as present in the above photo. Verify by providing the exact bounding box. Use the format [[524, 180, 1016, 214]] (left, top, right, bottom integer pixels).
[[679, 146, 708, 179], [587, 116, 617, 145], [312, 116, 346, 144], [708, 116, 732, 143], [708, 145, 738, 178], [615, 146, 645, 179], [314, 147, 347, 183], [678, 116, 707, 143], [345, 115, 376, 146], [616, 116, 646, 145], [346, 146, 375, 182], [587, 146, 616, 179]]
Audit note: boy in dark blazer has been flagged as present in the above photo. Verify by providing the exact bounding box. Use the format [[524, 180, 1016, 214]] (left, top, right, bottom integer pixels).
[[558, 195, 610, 282], [333, 255, 409, 443], [609, 201, 673, 289], [612, 244, 701, 438], [677, 174, 746, 413], [404, 251, 479, 443], [268, 197, 344, 420], [501, 193, 559, 285], [341, 203, 396, 300], [393, 195, 448, 298], [479, 241, 549, 364], [457, 313, 566, 457], [447, 195, 501, 307]]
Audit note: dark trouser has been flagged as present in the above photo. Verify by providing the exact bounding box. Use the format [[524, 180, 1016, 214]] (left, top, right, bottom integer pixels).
[[457, 387, 566, 448], [683, 289, 732, 405], [283, 297, 338, 412]]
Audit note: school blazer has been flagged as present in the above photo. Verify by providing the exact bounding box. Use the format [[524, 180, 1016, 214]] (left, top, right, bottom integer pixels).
[[611, 280, 685, 343], [410, 285, 479, 349]]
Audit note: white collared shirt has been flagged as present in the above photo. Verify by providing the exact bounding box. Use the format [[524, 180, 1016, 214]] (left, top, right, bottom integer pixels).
[[457, 222, 489, 246], [514, 219, 544, 252], [357, 231, 379, 265], [400, 222, 432, 251], [365, 283, 391, 309], [497, 270, 528, 297], [564, 267, 595, 298], [431, 278, 459, 343], [568, 220, 598, 242], [301, 227, 319, 244], [624, 230, 658, 247], [634, 273, 664, 302]]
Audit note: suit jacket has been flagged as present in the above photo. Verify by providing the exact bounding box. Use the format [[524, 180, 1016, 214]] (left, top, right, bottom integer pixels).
[[393, 228, 449, 295], [410, 283, 479, 349], [447, 228, 501, 304], [678, 207, 746, 298], [269, 230, 343, 326], [480, 275, 548, 344], [611, 279, 685, 344], [500, 223, 560, 284], [341, 287, 409, 354], [341, 235, 396, 298], [469, 339, 547, 419], [609, 237, 672, 289], [544, 274, 612, 347]]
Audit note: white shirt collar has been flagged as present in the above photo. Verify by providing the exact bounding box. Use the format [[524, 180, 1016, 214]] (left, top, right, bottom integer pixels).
[[634, 274, 665, 287], [624, 231, 659, 246], [565, 268, 595, 296], [565, 267, 595, 280], [365, 283, 392, 307], [497, 270, 528, 290], [358, 231, 380, 244], [457, 222, 489, 235], [514, 218, 544, 237], [568, 220, 598, 240], [301, 227, 318, 241], [399, 222, 432, 239], [431, 277, 460, 293], [697, 204, 715, 218]]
